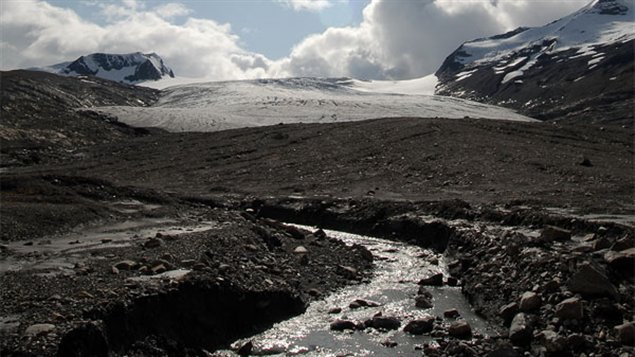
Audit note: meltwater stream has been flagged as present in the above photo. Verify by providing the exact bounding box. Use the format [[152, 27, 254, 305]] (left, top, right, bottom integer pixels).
[[227, 226, 490, 356]]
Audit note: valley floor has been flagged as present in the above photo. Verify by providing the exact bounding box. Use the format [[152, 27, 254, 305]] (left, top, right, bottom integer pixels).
[[1, 117, 633, 356]]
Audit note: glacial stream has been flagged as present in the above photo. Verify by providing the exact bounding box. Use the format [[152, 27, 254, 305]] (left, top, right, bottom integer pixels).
[[226, 226, 491, 356]]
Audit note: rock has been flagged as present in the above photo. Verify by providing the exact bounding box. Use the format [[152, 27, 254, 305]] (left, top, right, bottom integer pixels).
[[293, 246, 308, 254], [614, 322, 635, 346], [604, 248, 635, 276], [111, 266, 119, 275], [499, 302, 519, 325], [415, 294, 433, 308], [509, 313, 532, 346], [314, 228, 327, 239], [579, 157, 592, 167], [566, 334, 587, 350], [540, 226, 571, 242], [327, 307, 342, 314], [568, 264, 619, 300], [541, 278, 560, 293], [519, 291, 541, 311], [593, 236, 612, 251], [417, 286, 433, 297], [337, 265, 357, 279], [143, 237, 163, 248], [612, 236, 634, 251], [418, 273, 443, 286], [24, 323, 56, 336], [446, 277, 459, 286], [448, 320, 472, 339], [555, 297, 583, 320], [403, 316, 435, 335], [236, 340, 253, 356], [381, 339, 398, 347], [444, 308, 460, 318], [330, 319, 357, 331], [113, 260, 137, 271], [150, 263, 166, 274], [349, 299, 380, 309], [365, 316, 401, 330], [540, 330, 566, 353], [244, 244, 258, 252]]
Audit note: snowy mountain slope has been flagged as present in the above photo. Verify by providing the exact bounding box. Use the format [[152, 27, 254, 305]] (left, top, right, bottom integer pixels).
[[93, 77, 534, 133], [36, 52, 174, 84], [139, 73, 439, 96], [436, 0, 634, 124]]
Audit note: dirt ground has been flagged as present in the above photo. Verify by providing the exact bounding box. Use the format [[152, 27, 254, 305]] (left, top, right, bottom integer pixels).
[[1, 71, 633, 356]]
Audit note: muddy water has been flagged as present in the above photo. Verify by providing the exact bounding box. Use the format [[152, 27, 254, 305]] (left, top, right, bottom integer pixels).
[[228, 226, 490, 356]]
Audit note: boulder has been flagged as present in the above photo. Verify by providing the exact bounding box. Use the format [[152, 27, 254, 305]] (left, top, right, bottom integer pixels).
[[415, 294, 433, 309], [540, 330, 566, 353], [24, 323, 56, 336], [568, 264, 619, 300], [540, 226, 571, 242], [330, 319, 357, 331], [519, 292, 541, 311], [499, 302, 519, 325], [403, 316, 435, 335], [448, 320, 472, 339], [143, 237, 164, 248], [365, 316, 401, 330], [614, 322, 635, 346], [418, 273, 443, 286], [349, 299, 380, 309], [444, 308, 460, 318], [604, 248, 635, 276], [293, 246, 308, 254], [555, 297, 583, 320], [113, 260, 137, 271], [509, 313, 532, 346], [236, 340, 253, 356], [593, 237, 612, 251]]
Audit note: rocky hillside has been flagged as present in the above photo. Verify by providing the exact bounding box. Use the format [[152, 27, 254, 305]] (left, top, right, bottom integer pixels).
[[0, 70, 161, 167], [435, 0, 634, 125], [35, 52, 174, 84]]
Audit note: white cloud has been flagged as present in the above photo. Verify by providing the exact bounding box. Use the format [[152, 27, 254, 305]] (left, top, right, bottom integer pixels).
[[0, 0, 271, 80], [275, 0, 333, 12], [0, 0, 592, 81], [153, 3, 191, 19], [273, 0, 590, 80]]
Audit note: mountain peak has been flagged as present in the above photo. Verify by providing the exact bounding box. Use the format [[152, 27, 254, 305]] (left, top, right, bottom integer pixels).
[[589, 0, 630, 15], [37, 52, 175, 84]]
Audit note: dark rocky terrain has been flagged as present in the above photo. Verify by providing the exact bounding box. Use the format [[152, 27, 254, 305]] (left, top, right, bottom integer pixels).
[[0, 70, 633, 356]]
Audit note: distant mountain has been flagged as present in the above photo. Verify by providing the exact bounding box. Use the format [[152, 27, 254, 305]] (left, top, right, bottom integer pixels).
[[36, 52, 175, 84], [435, 0, 634, 125]]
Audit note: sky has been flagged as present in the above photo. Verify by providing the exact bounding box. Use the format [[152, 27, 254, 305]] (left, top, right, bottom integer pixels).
[[0, 0, 592, 81]]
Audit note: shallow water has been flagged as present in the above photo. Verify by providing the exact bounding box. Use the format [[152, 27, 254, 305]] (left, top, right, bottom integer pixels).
[[227, 226, 490, 356], [0, 218, 218, 274]]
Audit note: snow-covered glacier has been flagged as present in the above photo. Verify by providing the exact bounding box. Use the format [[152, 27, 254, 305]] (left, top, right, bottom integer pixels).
[[93, 76, 535, 132]]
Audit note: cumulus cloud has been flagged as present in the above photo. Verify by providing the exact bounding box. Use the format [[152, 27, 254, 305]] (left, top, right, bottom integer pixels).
[[274, 0, 590, 79], [0, 0, 591, 81], [0, 0, 270, 80], [275, 0, 333, 12]]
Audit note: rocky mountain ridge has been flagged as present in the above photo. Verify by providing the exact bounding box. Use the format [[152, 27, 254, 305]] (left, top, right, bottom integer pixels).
[[435, 0, 634, 125], [36, 52, 174, 84]]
